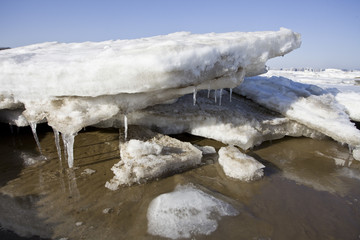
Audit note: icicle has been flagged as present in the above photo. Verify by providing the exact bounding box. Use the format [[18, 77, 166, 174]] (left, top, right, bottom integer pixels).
[[214, 89, 217, 103], [207, 85, 210, 98], [193, 87, 197, 106], [30, 122, 43, 154], [53, 128, 62, 161], [124, 115, 128, 141], [219, 89, 223, 106], [62, 133, 75, 168], [230, 88, 233, 102]]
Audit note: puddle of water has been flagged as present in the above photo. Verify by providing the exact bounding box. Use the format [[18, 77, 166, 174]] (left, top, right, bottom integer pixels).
[[0, 124, 359, 239]]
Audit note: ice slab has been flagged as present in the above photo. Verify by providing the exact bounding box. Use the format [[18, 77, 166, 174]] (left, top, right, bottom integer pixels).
[[147, 184, 239, 239], [0, 29, 300, 136], [218, 146, 265, 181], [105, 126, 202, 189], [99, 90, 324, 150], [234, 76, 360, 152]]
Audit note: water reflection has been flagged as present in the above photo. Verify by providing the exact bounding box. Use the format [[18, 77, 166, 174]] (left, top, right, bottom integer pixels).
[[0, 125, 359, 239]]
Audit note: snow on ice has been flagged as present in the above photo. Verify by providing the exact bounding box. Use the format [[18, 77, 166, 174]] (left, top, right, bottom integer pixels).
[[0, 28, 301, 168], [146, 184, 239, 239]]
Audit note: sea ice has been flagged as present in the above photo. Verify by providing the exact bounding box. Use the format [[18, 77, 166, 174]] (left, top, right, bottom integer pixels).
[[218, 146, 265, 181], [234, 76, 360, 159], [105, 126, 202, 189], [147, 184, 239, 239], [0, 29, 301, 167], [264, 69, 360, 121], [103, 90, 324, 150]]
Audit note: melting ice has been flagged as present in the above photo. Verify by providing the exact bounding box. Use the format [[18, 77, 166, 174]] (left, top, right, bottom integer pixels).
[[0, 28, 301, 167], [147, 184, 239, 239]]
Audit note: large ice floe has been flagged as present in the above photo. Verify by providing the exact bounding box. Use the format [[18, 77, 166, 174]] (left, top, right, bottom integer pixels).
[[0, 28, 302, 168], [147, 184, 239, 239]]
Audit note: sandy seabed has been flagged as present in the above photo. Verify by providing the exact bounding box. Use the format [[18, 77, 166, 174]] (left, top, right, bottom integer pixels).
[[0, 123, 360, 240]]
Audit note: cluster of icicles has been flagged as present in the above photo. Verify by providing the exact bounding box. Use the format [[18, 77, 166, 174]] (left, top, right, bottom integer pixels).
[[28, 87, 233, 168]]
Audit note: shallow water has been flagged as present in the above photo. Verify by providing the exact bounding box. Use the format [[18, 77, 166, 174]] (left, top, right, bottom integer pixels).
[[0, 124, 360, 240]]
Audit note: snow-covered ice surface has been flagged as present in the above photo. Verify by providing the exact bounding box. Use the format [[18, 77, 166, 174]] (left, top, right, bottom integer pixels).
[[264, 69, 360, 121], [0, 28, 300, 168], [234, 73, 360, 160], [146, 184, 239, 239], [105, 126, 202, 189], [102, 90, 324, 150], [218, 146, 265, 181]]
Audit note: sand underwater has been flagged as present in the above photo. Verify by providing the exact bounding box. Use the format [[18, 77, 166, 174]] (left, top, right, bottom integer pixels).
[[0, 120, 360, 240]]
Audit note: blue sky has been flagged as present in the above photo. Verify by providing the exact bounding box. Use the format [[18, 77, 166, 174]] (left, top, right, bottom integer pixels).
[[1, 0, 359, 69]]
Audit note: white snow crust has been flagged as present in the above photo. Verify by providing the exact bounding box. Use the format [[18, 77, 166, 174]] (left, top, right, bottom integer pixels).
[[0, 28, 300, 135], [218, 146, 265, 181], [264, 69, 360, 121], [147, 184, 239, 239]]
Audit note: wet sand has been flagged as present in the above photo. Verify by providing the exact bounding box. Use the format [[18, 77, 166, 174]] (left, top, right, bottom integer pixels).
[[0, 123, 360, 239]]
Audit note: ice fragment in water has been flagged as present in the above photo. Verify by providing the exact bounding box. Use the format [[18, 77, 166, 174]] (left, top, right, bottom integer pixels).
[[30, 122, 42, 154], [193, 87, 197, 106], [230, 88, 233, 102], [218, 146, 265, 181], [53, 128, 62, 161], [124, 115, 128, 141], [147, 184, 239, 239], [62, 133, 76, 168]]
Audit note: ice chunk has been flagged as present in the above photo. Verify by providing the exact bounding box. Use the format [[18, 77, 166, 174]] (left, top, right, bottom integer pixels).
[[147, 184, 239, 239], [105, 126, 202, 189], [194, 145, 216, 155], [234, 76, 360, 150], [81, 168, 96, 176], [0, 109, 28, 126], [218, 146, 265, 181]]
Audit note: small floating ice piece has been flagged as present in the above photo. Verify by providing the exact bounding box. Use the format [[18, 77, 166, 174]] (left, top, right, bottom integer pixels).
[[194, 145, 216, 155], [81, 168, 96, 176], [218, 146, 265, 181], [147, 184, 239, 239]]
